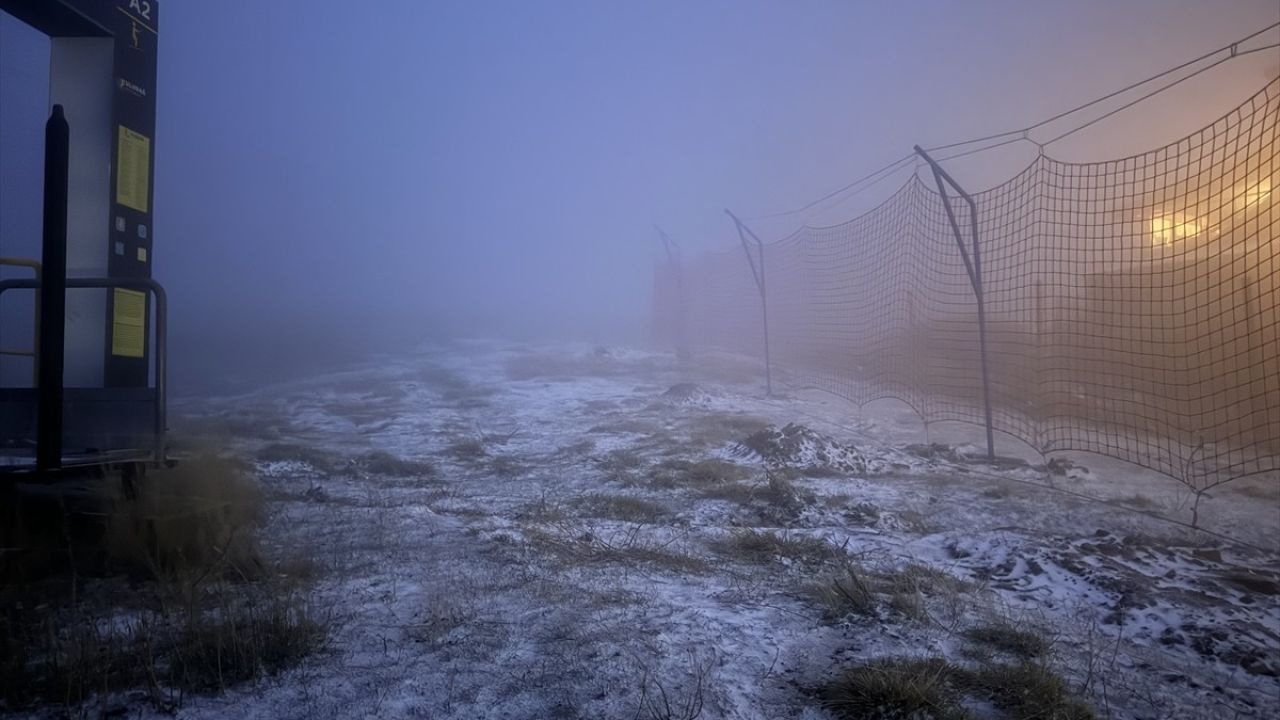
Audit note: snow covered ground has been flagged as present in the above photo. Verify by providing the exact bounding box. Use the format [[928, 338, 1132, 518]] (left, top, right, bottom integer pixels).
[[152, 339, 1277, 719]]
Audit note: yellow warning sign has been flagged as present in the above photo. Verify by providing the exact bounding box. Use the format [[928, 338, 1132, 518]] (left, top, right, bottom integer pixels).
[[116, 126, 150, 212], [111, 288, 146, 358]]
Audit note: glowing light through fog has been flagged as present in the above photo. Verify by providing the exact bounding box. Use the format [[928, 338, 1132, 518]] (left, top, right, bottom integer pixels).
[[1235, 177, 1272, 211], [1150, 213, 1202, 245]]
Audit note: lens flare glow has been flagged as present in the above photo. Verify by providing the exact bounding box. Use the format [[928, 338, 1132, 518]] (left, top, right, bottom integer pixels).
[[1149, 213, 1201, 246]]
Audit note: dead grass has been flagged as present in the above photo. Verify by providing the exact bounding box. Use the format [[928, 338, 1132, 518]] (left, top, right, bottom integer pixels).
[[575, 494, 670, 523], [710, 529, 836, 567], [962, 623, 1052, 661], [813, 565, 881, 620], [1, 456, 325, 714], [488, 454, 528, 478], [824, 657, 967, 720], [445, 438, 488, 461], [686, 412, 771, 447], [1231, 481, 1279, 500], [696, 482, 758, 504], [649, 458, 747, 489], [524, 523, 707, 574], [1, 577, 324, 712], [593, 449, 647, 483], [813, 561, 973, 624], [824, 656, 1093, 720], [358, 450, 435, 478], [107, 455, 265, 579], [970, 661, 1094, 719], [1113, 493, 1159, 509]]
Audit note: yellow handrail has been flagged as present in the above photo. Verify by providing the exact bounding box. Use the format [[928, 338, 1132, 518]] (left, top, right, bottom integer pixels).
[[0, 257, 42, 385]]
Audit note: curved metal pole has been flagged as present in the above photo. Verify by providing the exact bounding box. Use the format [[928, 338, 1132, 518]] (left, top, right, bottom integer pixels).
[[913, 145, 995, 460], [724, 210, 772, 396]]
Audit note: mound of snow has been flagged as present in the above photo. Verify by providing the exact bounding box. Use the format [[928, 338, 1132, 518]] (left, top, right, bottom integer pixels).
[[733, 423, 868, 476], [660, 382, 714, 405]]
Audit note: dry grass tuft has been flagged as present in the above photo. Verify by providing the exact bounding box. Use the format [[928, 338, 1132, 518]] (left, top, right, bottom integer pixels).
[[813, 561, 973, 624], [710, 530, 836, 567], [970, 661, 1094, 720], [649, 458, 747, 488], [107, 455, 264, 579], [824, 657, 967, 720], [696, 482, 758, 505], [2, 457, 325, 714], [445, 438, 488, 461], [524, 523, 707, 574], [358, 450, 435, 478], [0, 578, 324, 712], [575, 495, 670, 523], [962, 623, 1052, 661], [488, 454, 528, 478], [813, 564, 881, 620], [687, 412, 771, 447], [824, 656, 1093, 720]]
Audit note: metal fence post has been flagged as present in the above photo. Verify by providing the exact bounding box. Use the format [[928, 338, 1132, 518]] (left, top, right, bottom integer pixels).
[[725, 210, 773, 396], [37, 105, 70, 472], [913, 146, 995, 460], [654, 225, 690, 358]]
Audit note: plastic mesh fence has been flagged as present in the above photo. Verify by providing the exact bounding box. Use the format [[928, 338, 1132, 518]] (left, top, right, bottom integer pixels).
[[661, 79, 1278, 484]]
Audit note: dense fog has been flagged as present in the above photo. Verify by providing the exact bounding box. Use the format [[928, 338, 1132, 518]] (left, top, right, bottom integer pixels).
[[2, 0, 1277, 392]]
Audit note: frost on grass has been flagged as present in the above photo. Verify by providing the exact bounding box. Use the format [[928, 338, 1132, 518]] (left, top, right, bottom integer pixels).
[[735, 423, 870, 476], [113, 341, 1280, 720], [1, 456, 325, 715]]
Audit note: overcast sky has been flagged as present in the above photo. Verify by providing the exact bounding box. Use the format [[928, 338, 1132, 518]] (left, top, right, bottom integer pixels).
[[3, 0, 1279, 390]]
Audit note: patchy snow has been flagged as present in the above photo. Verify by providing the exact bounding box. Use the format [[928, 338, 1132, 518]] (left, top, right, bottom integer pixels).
[[50, 340, 1276, 719]]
